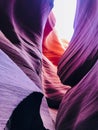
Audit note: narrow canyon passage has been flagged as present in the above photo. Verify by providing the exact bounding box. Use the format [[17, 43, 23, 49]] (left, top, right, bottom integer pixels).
[[0, 0, 98, 130]]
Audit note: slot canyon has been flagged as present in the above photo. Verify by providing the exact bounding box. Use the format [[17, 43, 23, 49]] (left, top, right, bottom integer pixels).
[[0, 0, 98, 130]]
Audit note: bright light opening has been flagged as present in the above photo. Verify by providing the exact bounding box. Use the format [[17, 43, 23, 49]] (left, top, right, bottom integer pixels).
[[53, 0, 77, 42]]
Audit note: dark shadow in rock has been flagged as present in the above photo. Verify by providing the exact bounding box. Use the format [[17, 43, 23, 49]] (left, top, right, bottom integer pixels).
[[5, 92, 48, 130]]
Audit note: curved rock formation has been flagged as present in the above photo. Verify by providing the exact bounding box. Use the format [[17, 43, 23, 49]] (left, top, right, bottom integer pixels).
[[42, 12, 70, 109], [56, 0, 98, 130], [0, 0, 55, 130], [0, 0, 98, 130], [42, 55, 70, 109], [0, 0, 54, 88], [56, 61, 98, 130], [57, 0, 98, 86]]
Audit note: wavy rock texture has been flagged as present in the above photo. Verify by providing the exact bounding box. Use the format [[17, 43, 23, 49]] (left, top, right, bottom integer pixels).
[[0, 0, 55, 130], [57, 0, 98, 87], [0, 0, 98, 130], [42, 55, 70, 109], [56, 0, 98, 130], [0, 0, 54, 88], [56, 61, 98, 130], [42, 13, 70, 110], [43, 12, 68, 66], [0, 51, 55, 130], [43, 30, 65, 66], [0, 50, 40, 130]]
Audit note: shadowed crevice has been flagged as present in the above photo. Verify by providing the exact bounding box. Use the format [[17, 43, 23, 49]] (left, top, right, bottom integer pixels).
[[5, 92, 48, 130]]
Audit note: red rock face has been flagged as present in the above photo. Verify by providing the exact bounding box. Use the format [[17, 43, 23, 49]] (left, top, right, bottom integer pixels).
[[42, 12, 70, 109]]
